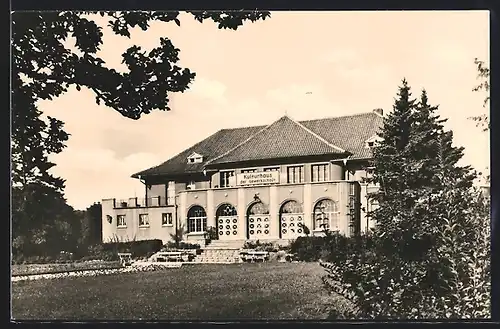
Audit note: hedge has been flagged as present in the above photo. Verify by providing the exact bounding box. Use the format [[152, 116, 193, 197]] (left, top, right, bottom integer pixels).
[[100, 239, 163, 258]]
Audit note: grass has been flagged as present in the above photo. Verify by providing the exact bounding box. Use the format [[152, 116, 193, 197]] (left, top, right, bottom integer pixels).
[[12, 262, 342, 320], [11, 261, 122, 276]]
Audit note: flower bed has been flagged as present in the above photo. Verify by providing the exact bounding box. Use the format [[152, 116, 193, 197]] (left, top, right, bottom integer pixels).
[[12, 262, 181, 282], [11, 261, 122, 277]]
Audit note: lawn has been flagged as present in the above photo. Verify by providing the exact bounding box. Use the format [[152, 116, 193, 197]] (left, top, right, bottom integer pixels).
[[12, 262, 340, 320]]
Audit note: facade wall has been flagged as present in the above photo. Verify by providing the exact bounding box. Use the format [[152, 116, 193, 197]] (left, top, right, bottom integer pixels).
[[176, 181, 357, 242], [101, 199, 176, 244], [209, 161, 346, 187], [103, 158, 373, 244], [147, 184, 166, 199]]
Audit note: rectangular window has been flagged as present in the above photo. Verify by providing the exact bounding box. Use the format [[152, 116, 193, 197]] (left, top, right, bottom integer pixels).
[[263, 167, 279, 172], [117, 215, 126, 228], [241, 169, 257, 173], [287, 166, 304, 184], [220, 171, 235, 188], [162, 213, 173, 226], [188, 216, 207, 233], [188, 218, 196, 233], [138, 214, 149, 227], [349, 183, 356, 196], [311, 164, 329, 182]]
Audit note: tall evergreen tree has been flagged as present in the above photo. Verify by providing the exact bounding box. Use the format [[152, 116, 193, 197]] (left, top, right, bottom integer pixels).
[[322, 80, 488, 319]]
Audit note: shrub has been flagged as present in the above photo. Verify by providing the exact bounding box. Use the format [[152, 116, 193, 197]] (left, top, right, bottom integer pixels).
[[243, 240, 277, 252], [321, 189, 491, 319], [162, 241, 200, 250], [205, 226, 218, 244], [289, 232, 351, 262], [100, 239, 163, 259], [289, 236, 323, 261]]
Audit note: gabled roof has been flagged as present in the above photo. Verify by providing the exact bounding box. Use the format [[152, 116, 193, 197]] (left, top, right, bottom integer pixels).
[[132, 126, 264, 178], [132, 111, 383, 179], [206, 115, 347, 165], [187, 152, 203, 159]]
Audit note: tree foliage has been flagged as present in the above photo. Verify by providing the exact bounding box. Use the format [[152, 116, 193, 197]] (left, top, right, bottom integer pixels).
[[471, 58, 490, 131], [321, 80, 490, 319], [11, 11, 270, 259], [12, 11, 270, 119]]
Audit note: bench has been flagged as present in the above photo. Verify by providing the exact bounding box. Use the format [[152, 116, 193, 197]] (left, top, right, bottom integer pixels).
[[155, 251, 183, 262], [239, 250, 269, 263], [152, 251, 196, 262], [117, 253, 132, 266]]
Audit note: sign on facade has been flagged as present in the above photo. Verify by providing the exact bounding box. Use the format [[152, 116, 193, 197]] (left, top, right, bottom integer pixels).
[[236, 171, 280, 186]]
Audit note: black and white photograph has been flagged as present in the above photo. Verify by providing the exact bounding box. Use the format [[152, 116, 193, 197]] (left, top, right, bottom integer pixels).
[[11, 9, 491, 320]]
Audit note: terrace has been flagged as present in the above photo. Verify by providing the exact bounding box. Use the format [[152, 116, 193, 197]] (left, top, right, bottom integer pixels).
[[113, 196, 176, 209]]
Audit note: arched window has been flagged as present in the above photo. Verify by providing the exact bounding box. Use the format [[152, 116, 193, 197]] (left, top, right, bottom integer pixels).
[[280, 200, 305, 239], [280, 200, 303, 214], [187, 205, 207, 233], [247, 201, 270, 239], [216, 203, 238, 237], [247, 201, 269, 215], [216, 203, 238, 217], [313, 199, 339, 231]]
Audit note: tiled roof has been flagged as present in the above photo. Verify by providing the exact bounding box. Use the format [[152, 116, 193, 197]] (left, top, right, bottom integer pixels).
[[132, 126, 264, 178], [132, 111, 383, 178], [300, 112, 383, 160], [207, 116, 346, 165]]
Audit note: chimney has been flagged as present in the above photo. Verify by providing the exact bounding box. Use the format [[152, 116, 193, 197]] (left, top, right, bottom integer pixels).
[[373, 108, 384, 117]]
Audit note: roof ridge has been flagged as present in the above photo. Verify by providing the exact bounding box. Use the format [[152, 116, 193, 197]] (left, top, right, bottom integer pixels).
[[299, 111, 376, 123], [288, 117, 347, 153], [203, 119, 279, 167]]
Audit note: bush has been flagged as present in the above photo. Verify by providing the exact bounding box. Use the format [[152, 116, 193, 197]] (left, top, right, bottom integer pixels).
[[289, 232, 353, 262], [100, 239, 163, 259], [243, 240, 278, 252], [162, 241, 200, 251], [289, 236, 324, 261], [321, 189, 491, 319], [205, 226, 218, 244]]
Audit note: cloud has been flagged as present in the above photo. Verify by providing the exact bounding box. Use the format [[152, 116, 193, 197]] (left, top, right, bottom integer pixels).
[[186, 77, 227, 104], [122, 152, 163, 174], [48, 148, 161, 209], [319, 48, 362, 64]]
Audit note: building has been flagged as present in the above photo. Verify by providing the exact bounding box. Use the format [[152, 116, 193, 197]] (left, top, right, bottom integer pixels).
[[101, 109, 384, 246]]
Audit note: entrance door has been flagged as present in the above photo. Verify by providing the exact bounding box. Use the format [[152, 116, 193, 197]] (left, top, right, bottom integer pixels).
[[216, 203, 238, 240], [247, 201, 270, 240], [279, 200, 305, 239]]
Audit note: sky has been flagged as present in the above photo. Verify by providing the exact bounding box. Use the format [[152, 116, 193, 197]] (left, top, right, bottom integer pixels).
[[37, 11, 490, 210]]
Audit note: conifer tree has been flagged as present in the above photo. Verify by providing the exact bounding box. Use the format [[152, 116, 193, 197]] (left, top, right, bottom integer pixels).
[[322, 80, 488, 319]]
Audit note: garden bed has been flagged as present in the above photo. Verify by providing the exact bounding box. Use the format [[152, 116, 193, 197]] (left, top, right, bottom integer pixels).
[[12, 262, 182, 282], [11, 261, 122, 277]]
